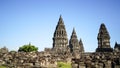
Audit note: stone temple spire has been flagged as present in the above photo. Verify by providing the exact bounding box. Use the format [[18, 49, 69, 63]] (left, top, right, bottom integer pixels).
[[69, 28, 80, 53], [96, 23, 113, 52], [114, 42, 120, 52], [58, 15, 64, 24], [79, 39, 84, 52], [53, 15, 68, 53], [71, 28, 77, 39]]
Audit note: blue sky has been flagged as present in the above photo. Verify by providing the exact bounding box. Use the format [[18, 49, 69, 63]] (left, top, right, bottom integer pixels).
[[0, 0, 120, 52]]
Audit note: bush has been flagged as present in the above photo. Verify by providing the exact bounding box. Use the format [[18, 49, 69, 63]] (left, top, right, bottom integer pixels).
[[18, 43, 38, 52]]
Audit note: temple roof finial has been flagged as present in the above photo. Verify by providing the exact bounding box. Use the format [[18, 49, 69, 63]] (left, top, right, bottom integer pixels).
[[58, 14, 64, 24], [115, 42, 118, 45], [72, 27, 76, 35], [79, 38, 82, 43]]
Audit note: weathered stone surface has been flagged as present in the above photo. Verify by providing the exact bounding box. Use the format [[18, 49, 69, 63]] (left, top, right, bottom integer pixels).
[[0, 51, 72, 68], [69, 28, 81, 53], [52, 15, 69, 53], [96, 23, 113, 52], [0, 47, 8, 53], [114, 42, 120, 52], [72, 52, 120, 68]]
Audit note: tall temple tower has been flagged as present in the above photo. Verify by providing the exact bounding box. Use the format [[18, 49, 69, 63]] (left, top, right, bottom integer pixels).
[[79, 39, 84, 52], [96, 23, 113, 52], [69, 28, 81, 53], [53, 15, 68, 53]]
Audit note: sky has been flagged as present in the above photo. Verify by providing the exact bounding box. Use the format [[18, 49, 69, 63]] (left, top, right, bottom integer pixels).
[[0, 0, 120, 52]]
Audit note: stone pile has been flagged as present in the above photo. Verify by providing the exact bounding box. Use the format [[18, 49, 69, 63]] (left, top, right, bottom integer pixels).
[[0, 48, 72, 68], [72, 52, 120, 68], [0, 51, 57, 68]]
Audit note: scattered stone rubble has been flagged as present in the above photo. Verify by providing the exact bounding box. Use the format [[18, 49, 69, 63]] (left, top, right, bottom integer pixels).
[[72, 52, 120, 68], [0, 49, 72, 68], [0, 47, 120, 68]]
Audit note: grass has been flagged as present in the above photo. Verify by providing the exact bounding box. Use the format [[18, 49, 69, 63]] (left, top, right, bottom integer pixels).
[[0, 66, 6, 68], [57, 62, 71, 68]]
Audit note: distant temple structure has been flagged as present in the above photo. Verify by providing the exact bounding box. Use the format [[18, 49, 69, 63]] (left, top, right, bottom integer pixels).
[[96, 23, 113, 52], [69, 28, 84, 53], [114, 42, 120, 52], [52, 15, 120, 54], [52, 15, 84, 54], [52, 15, 69, 53]]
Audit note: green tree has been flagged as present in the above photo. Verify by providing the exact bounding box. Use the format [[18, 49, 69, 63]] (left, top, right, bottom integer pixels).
[[18, 43, 38, 52]]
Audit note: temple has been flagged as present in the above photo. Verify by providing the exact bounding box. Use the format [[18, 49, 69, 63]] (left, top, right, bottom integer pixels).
[[96, 23, 113, 52], [79, 39, 84, 52], [69, 28, 82, 53], [52, 15, 69, 53], [52, 15, 85, 54], [114, 42, 120, 52]]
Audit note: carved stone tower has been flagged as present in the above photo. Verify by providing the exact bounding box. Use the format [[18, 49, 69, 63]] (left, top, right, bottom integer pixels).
[[79, 39, 84, 52], [69, 28, 80, 53], [53, 15, 68, 53], [96, 23, 113, 52], [114, 42, 120, 52]]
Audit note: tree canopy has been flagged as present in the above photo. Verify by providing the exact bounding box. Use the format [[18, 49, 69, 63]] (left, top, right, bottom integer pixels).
[[18, 43, 38, 52]]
